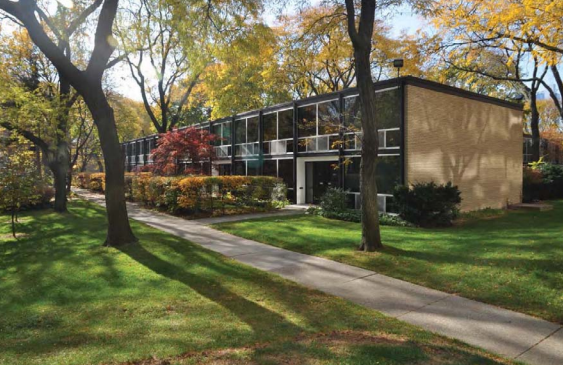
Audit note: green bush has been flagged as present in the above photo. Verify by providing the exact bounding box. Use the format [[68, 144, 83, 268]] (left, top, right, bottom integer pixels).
[[523, 163, 563, 202], [393, 182, 462, 227], [319, 187, 348, 214], [313, 188, 413, 227]]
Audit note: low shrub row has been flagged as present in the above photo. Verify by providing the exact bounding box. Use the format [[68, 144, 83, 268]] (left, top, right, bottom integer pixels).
[[523, 162, 563, 202], [309, 188, 414, 227], [314, 182, 462, 228], [76, 172, 288, 214]]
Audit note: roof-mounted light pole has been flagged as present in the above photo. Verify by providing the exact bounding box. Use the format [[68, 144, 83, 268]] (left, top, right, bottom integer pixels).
[[393, 58, 404, 77]]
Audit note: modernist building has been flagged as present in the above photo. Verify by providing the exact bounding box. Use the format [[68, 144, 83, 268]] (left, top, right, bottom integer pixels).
[[122, 76, 524, 212]]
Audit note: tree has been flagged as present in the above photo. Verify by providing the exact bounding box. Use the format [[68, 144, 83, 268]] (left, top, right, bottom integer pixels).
[[278, 4, 420, 98], [0, 29, 75, 212], [0, 133, 41, 237], [201, 22, 291, 119], [344, 0, 383, 251], [429, 0, 563, 160], [150, 127, 217, 175], [116, 0, 208, 133], [0, 0, 137, 246]]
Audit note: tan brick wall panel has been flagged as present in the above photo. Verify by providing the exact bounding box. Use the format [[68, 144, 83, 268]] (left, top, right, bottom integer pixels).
[[405, 85, 523, 211]]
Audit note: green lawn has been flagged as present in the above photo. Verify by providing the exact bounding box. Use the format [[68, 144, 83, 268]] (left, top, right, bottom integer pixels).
[[0, 200, 517, 365], [215, 202, 563, 324]]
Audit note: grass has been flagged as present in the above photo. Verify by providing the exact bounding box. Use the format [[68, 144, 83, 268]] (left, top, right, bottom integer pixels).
[[215, 202, 563, 324], [0, 200, 519, 365]]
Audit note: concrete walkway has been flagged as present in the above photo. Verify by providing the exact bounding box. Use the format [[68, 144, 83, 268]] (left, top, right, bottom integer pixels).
[[75, 189, 563, 365]]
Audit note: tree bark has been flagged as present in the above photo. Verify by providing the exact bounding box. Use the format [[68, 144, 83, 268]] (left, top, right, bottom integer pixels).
[[84, 87, 137, 246], [11, 209, 16, 238], [530, 92, 541, 162], [345, 0, 383, 251], [356, 49, 383, 251], [51, 162, 68, 212], [67, 169, 73, 193]]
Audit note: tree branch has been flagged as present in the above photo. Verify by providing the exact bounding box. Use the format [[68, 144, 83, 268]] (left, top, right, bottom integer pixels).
[[86, 0, 119, 81]]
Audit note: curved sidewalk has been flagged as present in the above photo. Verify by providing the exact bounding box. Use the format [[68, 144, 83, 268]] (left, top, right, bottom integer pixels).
[[76, 189, 563, 365]]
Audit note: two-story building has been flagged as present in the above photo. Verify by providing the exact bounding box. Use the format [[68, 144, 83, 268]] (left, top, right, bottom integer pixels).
[[122, 76, 524, 212]]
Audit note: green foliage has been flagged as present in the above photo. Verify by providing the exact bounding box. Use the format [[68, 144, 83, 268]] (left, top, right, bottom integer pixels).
[[311, 188, 412, 227], [539, 163, 563, 183], [0, 136, 45, 236], [319, 187, 348, 214], [393, 182, 462, 227], [523, 163, 563, 202]]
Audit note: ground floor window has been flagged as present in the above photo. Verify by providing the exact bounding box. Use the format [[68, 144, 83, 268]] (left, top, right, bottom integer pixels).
[[263, 160, 277, 177], [278, 159, 295, 202], [217, 164, 231, 176]]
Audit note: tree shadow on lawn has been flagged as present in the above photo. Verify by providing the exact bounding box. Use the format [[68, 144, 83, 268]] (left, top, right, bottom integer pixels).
[[0, 202, 521, 365], [117, 239, 305, 341], [268, 209, 563, 271], [0, 207, 124, 307]]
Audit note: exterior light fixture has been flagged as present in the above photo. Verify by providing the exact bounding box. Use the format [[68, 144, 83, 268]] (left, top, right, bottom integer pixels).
[[392, 58, 404, 77]]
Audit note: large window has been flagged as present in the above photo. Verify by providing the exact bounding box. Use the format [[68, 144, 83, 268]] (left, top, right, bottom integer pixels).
[[263, 113, 277, 141], [247, 160, 260, 176], [247, 116, 259, 143], [222, 122, 231, 145], [344, 96, 361, 131], [235, 119, 246, 144], [233, 161, 245, 175], [343, 157, 360, 193], [343, 88, 401, 151], [234, 116, 259, 156], [297, 105, 316, 137], [263, 159, 277, 177], [344, 156, 401, 195], [278, 159, 294, 201], [212, 124, 222, 146], [278, 109, 293, 139], [212, 122, 232, 146], [318, 100, 339, 135], [376, 156, 402, 194], [375, 88, 401, 129]]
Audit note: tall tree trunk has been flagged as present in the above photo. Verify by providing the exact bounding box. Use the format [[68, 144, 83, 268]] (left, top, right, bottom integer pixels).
[[35, 148, 42, 177], [51, 142, 70, 212], [11, 209, 16, 238], [51, 163, 68, 212], [85, 88, 137, 246], [96, 155, 104, 172], [345, 0, 383, 251], [67, 168, 73, 193], [356, 48, 383, 251], [530, 90, 541, 162]]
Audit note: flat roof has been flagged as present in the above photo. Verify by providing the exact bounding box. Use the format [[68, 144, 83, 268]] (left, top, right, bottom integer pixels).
[[123, 76, 523, 143]]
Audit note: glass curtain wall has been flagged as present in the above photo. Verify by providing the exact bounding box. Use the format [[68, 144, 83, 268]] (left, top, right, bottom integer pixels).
[[342, 87, 402, 213], [263, 109, 294, 155], [212, 121, 232, 158], [235, 116, 259, 157], [297, 100, 340, 153]]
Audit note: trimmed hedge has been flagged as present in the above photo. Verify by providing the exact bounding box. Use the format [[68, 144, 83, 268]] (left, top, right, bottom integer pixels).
[[76, 172, 288, 214]]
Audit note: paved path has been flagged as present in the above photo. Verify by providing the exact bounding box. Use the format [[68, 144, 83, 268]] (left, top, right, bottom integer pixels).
[[75, 189, 563, 365]]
